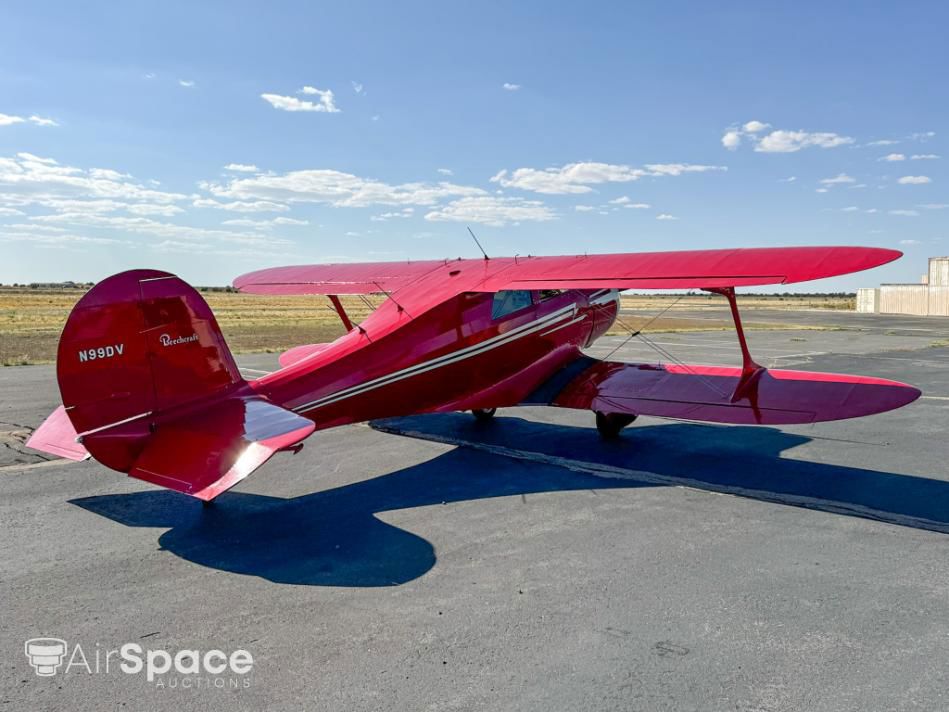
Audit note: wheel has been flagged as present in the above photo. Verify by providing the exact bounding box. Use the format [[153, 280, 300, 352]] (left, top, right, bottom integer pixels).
[[595, 411, 637, 439], [472, 407, 497, 421]]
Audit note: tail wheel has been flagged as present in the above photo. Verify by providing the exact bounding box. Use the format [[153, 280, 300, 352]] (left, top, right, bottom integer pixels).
[[595, 411, 637, 439], [472, 408, 497, 421]]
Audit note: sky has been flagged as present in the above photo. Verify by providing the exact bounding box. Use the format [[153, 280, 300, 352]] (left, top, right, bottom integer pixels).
[[0, 1, 947, 290]]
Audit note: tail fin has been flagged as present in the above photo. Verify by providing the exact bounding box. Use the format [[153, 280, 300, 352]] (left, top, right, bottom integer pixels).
[[31, 269, 314, 500]]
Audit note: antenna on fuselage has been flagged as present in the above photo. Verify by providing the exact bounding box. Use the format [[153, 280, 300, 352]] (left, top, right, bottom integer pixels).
[[467, 226, 489, 261]]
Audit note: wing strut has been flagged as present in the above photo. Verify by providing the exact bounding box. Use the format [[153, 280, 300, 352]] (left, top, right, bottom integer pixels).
[[705, 287, 766, 404], [327, 294, 355, 331]]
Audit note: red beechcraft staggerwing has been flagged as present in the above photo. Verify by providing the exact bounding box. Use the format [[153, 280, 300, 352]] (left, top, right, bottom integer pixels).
[[28, 246, 921, 502]]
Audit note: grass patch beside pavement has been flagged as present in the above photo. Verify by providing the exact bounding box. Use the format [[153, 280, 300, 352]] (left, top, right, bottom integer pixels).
[[0, 287, 854, 366]]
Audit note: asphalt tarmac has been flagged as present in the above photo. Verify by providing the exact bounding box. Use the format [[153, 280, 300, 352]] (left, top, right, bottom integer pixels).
[[3, 310, 949, 711]]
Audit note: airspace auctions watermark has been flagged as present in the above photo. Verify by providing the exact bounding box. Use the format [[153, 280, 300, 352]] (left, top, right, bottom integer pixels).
[[24, 637, 254, 689]]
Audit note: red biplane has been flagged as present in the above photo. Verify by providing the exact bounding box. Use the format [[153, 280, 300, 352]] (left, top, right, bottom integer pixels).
[[28, 246, 920, 502]]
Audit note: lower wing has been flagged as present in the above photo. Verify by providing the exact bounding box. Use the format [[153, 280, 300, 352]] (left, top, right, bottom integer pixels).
[[533, 358, 920, 425]]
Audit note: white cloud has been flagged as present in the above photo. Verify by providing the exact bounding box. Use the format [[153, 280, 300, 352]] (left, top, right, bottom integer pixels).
[[919, 203, 949, 210], [221, 216, 309, 228], [900, 239, 921, 245], [424, 196, 555, 226], [261, 87, 340, 113], [820, 173, 856, 186], [865, 132, 935, 147], [721, 130, 742, 150], [126, 203, 184, 216], [723, 121, 854, 153], [841, 206, 860, 212], [0, 152, 317, 252], [880, 153, 905, 161], [897, 175, 931, 185], [756, 129, 853, 153], [889, 209, 919, 216], [645, 163, 724, 176], [656, 213, 678, 220], [574, 205, 595, 212], [742, 120, 770, 133], [5, 223, 67, 232], [609, 196, 631, 204], [865, 208, 879, 213], [351, 81, 364, 95], [150, 240, 298, 260], [625, 202, 650, 209], [0, 153, 187, 210], [490, 161, 725, 194], [204, 168, 486, 207], [178, 79, 196, 88], [30, 211, 290, 248], [437, 168, 454, 176], [815, 188, 829, 193], [371, 208, 415, 222], [502, 83, 521, 91], [224, 163, 259, 173], [0, 230, 129, 247], [193, 197, 290, 212], [781, 176, 797, 183], [0, 113, 26, 126], [26, 198, 125, 214], [28, 115, 58, 127], [221, 218, 266, 227], [144, 72, 156, 80], [911, 154, 940, 160]]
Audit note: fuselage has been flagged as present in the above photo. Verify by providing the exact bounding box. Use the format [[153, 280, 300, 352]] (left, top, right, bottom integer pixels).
[[252, 288, 620, 431]]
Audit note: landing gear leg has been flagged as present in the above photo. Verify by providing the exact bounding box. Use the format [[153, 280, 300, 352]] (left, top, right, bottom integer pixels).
[[595, 411, 637, 439], [472, 408, 497, 421]]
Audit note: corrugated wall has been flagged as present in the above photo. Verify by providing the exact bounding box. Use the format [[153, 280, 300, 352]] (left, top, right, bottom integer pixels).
[[929, 257, 949, 287], [879, 284, 930, 315], [929, 286, 949, 316], [856, 288, 880, 313]]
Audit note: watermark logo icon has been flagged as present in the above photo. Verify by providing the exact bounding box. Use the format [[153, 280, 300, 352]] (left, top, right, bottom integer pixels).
[[24, 638, 67, 676]]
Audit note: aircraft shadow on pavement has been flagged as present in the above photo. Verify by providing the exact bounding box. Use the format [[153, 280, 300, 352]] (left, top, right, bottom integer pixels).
[[71, 414, 949, 587]]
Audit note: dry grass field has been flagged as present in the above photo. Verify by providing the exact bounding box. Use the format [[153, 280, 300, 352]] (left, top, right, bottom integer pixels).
[[0, 287, 854, 366]]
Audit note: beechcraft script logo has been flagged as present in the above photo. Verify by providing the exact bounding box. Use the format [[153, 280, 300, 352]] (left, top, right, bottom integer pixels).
[[160, 333, 199, 347]]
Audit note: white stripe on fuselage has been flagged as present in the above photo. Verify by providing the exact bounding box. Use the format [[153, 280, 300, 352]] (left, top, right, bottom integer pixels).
[[293, 302, 579, 414]]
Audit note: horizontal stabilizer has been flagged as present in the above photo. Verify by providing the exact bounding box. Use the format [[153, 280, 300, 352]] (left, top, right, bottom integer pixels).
[[129, 397, 315, 501], [550, 361, 921, 425], [26, 405, 89, 461]]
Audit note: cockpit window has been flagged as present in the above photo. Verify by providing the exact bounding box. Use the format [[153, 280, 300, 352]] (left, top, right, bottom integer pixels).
[[491, 290, 533, 319]]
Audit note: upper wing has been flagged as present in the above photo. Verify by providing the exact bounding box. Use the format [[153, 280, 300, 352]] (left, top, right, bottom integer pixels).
[[233, 260, 448, 295], [474, 246, 901, 291], [233, 247, 900, 297]]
